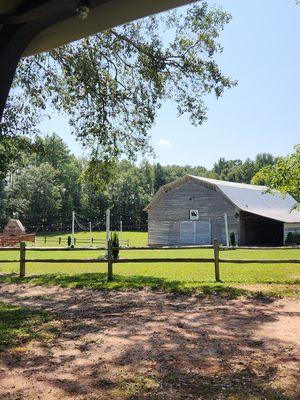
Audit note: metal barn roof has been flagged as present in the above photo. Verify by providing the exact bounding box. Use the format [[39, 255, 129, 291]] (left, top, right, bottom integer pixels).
[[145, 175, 300, 223]]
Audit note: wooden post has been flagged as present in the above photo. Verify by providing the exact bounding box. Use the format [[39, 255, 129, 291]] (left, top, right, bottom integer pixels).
[[19, 242, 26, 278], [107, 239, 113, 281], [213, 239, 220, 282]]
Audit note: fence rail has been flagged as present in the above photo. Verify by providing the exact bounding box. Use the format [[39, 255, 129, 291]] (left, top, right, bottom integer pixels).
[[0, 241, 299, 282]]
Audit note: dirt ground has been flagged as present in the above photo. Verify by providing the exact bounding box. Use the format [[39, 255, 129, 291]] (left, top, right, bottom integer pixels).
[[0, 283, 299, 400]]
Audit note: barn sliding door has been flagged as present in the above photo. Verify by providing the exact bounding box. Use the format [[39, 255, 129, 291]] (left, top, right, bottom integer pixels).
[[195, 221, 210, 244], [180, 221, 195, 244], [180, 221, 210, 245]]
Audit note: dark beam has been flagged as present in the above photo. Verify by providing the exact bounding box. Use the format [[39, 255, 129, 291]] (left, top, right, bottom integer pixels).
[[0, 1, 78, 122], [0, 1, 54, 24], [0, 24, 38, 124]]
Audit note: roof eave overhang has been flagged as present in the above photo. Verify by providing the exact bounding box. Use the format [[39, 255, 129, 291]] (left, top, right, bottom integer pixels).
[[22, 0, 196, 57], [239, 209, 300, 224]]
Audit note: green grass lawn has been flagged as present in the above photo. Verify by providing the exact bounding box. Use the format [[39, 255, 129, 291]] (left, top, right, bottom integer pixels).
[[33, 230, 146, 247], [0, 231, 299, 297]]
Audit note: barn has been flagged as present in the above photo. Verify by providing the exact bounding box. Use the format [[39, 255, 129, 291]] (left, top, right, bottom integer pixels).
[[144, 175, 300, 246]]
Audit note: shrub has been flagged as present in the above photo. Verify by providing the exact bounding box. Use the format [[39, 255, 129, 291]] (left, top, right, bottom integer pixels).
[[285, 232, 300, 245], [230, 232, 236, 247], [111, 232, 120, 260]]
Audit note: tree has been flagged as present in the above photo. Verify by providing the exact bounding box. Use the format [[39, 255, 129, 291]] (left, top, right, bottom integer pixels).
[[0, 93, 40, 178], [255, 153, 277, 170], [0, 135, 34, 180], [138, 160, 155, 196], [0, 180, 6, 223], [33, 134, 83, 218], [154, 163, 166, 192], [226, 159, 256, 184], [212, 158, 242, 181], [0, 95, 39, 138], [10, 2, 235, 184], [251, 145, 300, 202], [109, 165, 150, 229], [212, 153, 276, 184], [34, 133, 71, 170], [6, 163, 63, 223]]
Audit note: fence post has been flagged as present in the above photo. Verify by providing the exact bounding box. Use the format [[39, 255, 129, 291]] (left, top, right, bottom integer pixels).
[[213, 239, 221, 282], [107, 239, 113, 281], [20, 241, 26, 278]]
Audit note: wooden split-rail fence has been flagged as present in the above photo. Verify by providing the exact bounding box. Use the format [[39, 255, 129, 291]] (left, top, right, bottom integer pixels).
[[0, 240, 300, 282]]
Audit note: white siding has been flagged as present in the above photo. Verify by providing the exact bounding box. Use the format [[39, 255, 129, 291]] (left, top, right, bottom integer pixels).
[[284, 223, 300, 241]]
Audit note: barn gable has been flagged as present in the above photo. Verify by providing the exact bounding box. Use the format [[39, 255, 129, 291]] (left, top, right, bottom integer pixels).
[[146, 178, 239, 246]]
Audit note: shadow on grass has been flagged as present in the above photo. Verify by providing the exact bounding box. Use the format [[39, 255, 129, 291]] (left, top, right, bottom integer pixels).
[[0, 302, 52, 351], [0, 272, 250, 299]]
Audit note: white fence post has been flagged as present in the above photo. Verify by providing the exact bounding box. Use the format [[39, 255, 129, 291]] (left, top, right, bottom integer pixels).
[[120, 217, 123, 244], [89, 221, 92, 247], [224, 213, 229, 247], [106, 209, 110, 255], [208, 218, 212, 245], [71, 211, 75, 247]]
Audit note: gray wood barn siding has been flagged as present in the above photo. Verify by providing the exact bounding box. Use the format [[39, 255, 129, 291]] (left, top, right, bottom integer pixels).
[[148, 180, 239, 246]]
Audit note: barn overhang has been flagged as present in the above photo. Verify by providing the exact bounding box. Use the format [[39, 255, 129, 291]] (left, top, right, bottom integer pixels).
[[239, 211, 284, 246], [0, 0, 195, 120]]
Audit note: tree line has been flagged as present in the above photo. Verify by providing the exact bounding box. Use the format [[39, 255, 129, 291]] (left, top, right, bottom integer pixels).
[[1, 133, 297, 232]]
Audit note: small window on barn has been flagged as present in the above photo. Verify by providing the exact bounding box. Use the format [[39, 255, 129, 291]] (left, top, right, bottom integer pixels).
[[189, 210, 199, 220]]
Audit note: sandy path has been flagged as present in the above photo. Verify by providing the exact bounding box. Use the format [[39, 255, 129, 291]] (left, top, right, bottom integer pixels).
[[0, 283, 299, 399]]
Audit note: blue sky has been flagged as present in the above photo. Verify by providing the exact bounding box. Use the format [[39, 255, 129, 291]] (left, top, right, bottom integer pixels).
[[41, 0, 300, 169]]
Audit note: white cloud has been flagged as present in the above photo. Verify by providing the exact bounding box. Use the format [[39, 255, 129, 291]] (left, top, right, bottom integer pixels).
[[158, 138, 171, 147]]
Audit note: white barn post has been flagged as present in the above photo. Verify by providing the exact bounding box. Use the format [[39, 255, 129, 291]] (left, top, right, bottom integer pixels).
[[106, 209, 111, 251], [224, 213, 230, 247]]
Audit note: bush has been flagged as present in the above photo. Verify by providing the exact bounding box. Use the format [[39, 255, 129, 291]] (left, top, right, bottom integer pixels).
[[111, 232, 120, 260], [230, 232, 236, 247], [285, 232, 300, 245]]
